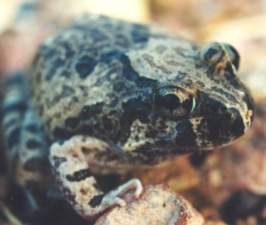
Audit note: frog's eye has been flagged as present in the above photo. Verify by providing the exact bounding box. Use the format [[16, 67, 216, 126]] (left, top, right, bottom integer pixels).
[[224, 44, 240, 70], [200, 42, 224, 66], [200, 42, 240, 71], [154, 86, 196, 119]]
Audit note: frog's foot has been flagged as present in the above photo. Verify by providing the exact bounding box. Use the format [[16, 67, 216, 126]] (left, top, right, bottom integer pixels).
[[102, 178, 143, 207], [50, 135, 143, 219]]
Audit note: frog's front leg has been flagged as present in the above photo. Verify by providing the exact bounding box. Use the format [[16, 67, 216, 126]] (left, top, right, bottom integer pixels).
[[49, 135, 143, 218]]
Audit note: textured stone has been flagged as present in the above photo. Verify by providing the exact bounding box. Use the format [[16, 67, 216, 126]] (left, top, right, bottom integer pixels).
[[95, 185, 204, 225]]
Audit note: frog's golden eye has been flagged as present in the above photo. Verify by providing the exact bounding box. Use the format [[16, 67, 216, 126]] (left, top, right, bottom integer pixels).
[[155, 86, 196, 119], [200, 42, 240, 71], [224, 44, 240, 70]]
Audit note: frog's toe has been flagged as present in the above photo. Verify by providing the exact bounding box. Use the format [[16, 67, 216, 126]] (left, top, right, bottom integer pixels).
[[103, 178, 143, 207], [132, 179, 143, 198], [101, 195, 127, 207], [101, 178, 143, 209]]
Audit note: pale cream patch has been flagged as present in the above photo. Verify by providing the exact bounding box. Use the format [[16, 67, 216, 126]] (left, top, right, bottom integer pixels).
[[123, 119, 154, 152]]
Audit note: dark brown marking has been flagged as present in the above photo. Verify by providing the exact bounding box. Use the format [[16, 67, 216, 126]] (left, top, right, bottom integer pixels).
[[26, 139, 42, 149], [52, 156, 67, 169], [89, 194, 104, 208], [75, 55, 97, 79], [66, 169, 91, 182]]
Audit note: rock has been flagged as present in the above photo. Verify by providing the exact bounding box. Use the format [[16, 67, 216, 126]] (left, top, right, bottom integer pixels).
[[95, 185, 204, 225]]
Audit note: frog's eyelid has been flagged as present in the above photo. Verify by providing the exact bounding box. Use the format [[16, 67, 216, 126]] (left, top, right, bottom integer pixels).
[[220, 44, 239, 73], [221, 44, 231, 60]]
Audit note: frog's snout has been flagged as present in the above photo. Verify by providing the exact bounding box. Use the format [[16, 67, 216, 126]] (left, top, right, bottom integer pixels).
[[227, 108, 246, 138], [243, 91, 255, 123], [223, 101, 254, 142], [241, 91, 255, 132], [173, 105, 253, 151]]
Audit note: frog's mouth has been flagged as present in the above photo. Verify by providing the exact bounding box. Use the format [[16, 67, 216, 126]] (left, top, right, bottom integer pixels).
[[121, 107, 247, 161], [173, 107, 247, 152]]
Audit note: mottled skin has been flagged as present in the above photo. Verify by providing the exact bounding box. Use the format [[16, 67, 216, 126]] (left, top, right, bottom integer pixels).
[[1, 14, 254, 219]]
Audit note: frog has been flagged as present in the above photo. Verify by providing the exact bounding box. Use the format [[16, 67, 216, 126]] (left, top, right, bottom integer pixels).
[[0, 14, 255, 219]]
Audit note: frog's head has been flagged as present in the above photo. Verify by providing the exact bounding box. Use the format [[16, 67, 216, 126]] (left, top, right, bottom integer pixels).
[[152, 42, 254, 153], [126, 41, 254, 155]]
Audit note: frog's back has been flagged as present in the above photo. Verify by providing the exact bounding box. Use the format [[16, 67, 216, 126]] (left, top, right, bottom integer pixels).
[[30, 15, 160, 142]]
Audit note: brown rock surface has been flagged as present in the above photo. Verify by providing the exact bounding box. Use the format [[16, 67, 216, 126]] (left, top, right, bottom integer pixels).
[[95, 185, 204, 225]]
